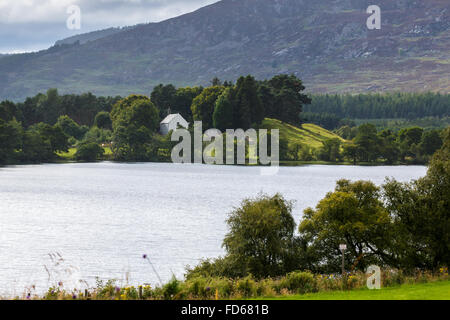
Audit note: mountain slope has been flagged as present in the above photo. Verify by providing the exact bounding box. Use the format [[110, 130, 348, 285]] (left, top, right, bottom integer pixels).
[[54, 26, 138, 46], [1, 0, 449, 101]]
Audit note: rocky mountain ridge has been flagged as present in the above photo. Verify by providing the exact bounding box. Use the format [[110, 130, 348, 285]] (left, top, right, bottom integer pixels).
[[1, 0, 449, 101]]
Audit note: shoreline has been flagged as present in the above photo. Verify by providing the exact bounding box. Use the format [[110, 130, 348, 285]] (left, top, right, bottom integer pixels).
[[0, 159, 429, 168]]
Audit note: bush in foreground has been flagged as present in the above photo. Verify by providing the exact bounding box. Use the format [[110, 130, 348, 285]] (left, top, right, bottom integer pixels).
[[75, 143, 105, 161]]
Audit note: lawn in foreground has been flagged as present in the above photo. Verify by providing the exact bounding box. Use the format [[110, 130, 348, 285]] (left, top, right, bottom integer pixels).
[[257, 280, 450, 300]]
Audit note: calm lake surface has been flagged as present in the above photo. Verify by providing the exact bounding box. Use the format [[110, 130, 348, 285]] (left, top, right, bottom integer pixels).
[[0, 163, 426, 296]]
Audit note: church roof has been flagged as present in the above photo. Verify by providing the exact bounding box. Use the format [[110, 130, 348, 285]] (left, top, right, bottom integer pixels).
[[160, 113, 183, 124]]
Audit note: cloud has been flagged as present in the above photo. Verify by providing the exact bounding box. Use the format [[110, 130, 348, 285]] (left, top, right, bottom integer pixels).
[[0, 0, 219, 53]]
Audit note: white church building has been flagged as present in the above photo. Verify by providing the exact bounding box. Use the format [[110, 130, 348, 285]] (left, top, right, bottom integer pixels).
[[160, 113, 189, 135]]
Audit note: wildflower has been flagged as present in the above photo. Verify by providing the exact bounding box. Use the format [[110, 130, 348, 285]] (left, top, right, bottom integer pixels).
[[206, 287, 211, 292], [58, 281, 63, 287], [26, 293, 31, 300], [142, 254, 147, 259], [72, 294, 77, 299], [115, 286, 121, 293]]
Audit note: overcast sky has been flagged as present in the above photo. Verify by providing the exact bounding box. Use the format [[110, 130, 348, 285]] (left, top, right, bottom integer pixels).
[[0, 0, 219, 53]]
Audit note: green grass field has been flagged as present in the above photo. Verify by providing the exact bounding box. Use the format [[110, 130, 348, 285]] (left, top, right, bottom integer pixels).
[[258, 281, 450, 300], [260, 118, 347, 149], [57, 147, 113, 160], [57, 148, 77, 160]]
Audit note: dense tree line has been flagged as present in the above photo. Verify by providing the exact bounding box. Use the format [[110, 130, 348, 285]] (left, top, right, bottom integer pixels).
[[151, 74, 310, 130], [187, 130, 449, 278], [304, 92, 450, 130], [301, 112, 355, 130], [0, 89, 120, 164], [1, 74, 448, 165], [0, 116, 70, 164], [312, 124, 444, 164], [351, 117, 450, 131], [279, 122, 444, 165], [6, 88, 121, 127], [302, 92, 450, 130]]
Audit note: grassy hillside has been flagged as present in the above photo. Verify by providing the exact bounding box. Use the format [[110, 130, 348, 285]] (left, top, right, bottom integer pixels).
[[261, 118, 347, 149], [258, 280, 450, 300]]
